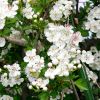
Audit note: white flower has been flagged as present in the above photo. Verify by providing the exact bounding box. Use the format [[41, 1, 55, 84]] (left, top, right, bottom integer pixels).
[[0, 95, 13, 100], [22, 3, 34, 19], [0, 19, 5, 30], [89, 51, 100, 71], [35, 78, 49, 90], [0, 37, 6, 47], [44, 23, 74, 47], [69, 32, 83, 46], [0, 74, 9, 87], [56, 65, 69, 76], [50, 8, 63, 21], [4, 63, 21, 77], [24, 49, 36, 63], [80, 50, 94, 64], [7, 1, 19, 18], [0, 0, 8, 19]]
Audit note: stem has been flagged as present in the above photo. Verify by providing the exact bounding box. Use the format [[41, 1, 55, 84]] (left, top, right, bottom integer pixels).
[[60, 91, 64, 100], [76, 0, 79, 17], [70, 80, 80, 100]]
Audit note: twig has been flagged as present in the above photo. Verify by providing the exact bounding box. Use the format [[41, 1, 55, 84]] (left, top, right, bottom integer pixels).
[[60, 90, 64, 100], [76, 0, 79, 17], [70, 80, 80, 100]]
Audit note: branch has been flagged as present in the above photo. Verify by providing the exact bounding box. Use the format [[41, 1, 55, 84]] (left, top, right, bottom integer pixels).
[[5, 36, 27, 46], [60, 90, 64, 100]]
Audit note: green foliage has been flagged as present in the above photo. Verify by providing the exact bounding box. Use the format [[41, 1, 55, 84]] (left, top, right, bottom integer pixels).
[[39, 92, 49, 100], [75, 78, 88, 91]]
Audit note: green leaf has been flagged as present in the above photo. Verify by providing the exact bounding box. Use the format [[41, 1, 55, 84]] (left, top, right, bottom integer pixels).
[[14, 95, 20, 100], [50, 90, 58, 98], [39, 92, 49, 100], [0, 83, 4, 91], [79, 28, 89, 37], [75, 78, 88, 91]]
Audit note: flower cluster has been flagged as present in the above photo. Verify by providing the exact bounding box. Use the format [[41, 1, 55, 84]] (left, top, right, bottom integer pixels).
[[0, 63, 24, 87], [24, 49, 49, 90], [84, 5, 100, 38], [0, 0, 99, 99], [0, 95, 13, 100], [50, 0, 73, 21], [0, 0, 19, 30], [44, 23, 84, 79]]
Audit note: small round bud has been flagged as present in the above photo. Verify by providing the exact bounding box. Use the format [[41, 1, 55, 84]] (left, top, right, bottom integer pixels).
[[48, 62, 52, 67], [73, 66, 76, 69], [68, 63, 73, 68], [76, 60, 80, 63], [40, 59, 44, 63], [4, 65, 7, 68], [50, 75, 55, 79], [52, 59, 58, 65], [0, 68, 2, 72], [43, 87, 47, 91], [37, 12, 40, 15], [77, 50, 81, 54], [77, 64, 82, 68], [32, 81, 36, 85], [73, 60, 77, 64], [34, 19, 37, 23], [71, 48, 76, 52], [33, 14, 38, 18], [4, 73, 7, 76], [29, 85, 32, 89], [82, 50, 86, 54], [40, 18, 43, 21]]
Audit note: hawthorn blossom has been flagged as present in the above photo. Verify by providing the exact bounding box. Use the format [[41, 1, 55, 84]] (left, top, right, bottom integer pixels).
[[24, 49, 36, 63], [50, 0, 73, 21], [0, 19, 5, 29], [69, 32, 83, 46], [84, 5, 100, 38], [22, 3, 34, 19], [1, 63, 24, 87], [24, 49, 47, 90], [0, 37, 6, 47], [0, 95, 13, 100], [0, 0, 19, 30], [80, 50, 94, 64], [89, 48, 100, 71]]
